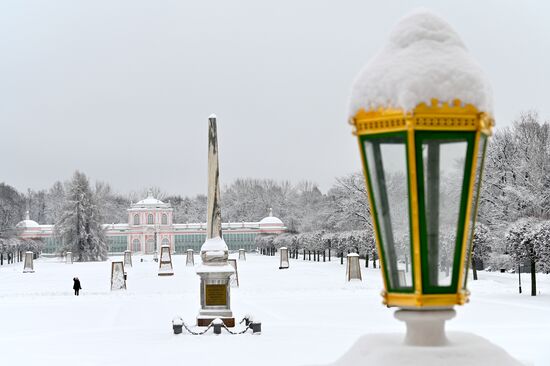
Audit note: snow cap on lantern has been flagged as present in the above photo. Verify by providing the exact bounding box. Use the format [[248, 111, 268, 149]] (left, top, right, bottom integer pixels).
[[348, 10, 493, 117]]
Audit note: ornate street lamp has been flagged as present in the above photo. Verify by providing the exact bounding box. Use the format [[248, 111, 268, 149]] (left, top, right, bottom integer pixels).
[[344, 10, 528, 356], [351, 99, 492, 309], [349, 11, 493, 312], [339, 11, 523, 365]]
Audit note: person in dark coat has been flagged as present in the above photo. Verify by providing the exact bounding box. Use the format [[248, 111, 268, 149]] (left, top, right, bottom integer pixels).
[[73, 277, 82, 296]]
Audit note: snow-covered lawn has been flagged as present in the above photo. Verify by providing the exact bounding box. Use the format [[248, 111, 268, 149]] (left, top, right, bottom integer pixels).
[[0, 254, 548, 365]]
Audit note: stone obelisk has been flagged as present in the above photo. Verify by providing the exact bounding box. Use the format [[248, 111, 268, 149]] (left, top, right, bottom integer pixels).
[[195, 114, 236, 327]]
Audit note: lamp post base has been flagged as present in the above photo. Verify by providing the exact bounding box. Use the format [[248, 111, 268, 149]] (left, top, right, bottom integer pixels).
[[326, 332, 524, 366], [394, 308, 455, 346]]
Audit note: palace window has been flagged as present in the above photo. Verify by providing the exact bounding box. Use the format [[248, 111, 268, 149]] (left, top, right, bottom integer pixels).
[[162, 214, 168, 225], [132, 239, 141, 252], [148, 214, 154, 225], [133, 214, 140, 225]]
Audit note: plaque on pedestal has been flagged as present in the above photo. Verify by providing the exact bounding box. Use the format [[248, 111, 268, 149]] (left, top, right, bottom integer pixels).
[[196, 257, 235, 327], [205, 284, 228, 305]]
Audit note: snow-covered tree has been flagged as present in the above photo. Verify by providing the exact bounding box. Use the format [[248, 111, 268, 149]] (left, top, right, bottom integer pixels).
[[471, 223, 492, 280], [326, 172, 372, 231], [55, 171, 107, 261], [506, 218, 540, 296], [481, 112, 550, 225], [527, 221, 550, 276], [95, 182, 130, 224], [44, 181, 66, 224], [0, 183, 25, 233]]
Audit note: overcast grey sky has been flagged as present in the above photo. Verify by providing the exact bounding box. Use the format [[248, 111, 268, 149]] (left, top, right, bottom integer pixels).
[[1, 0, 549, 197]]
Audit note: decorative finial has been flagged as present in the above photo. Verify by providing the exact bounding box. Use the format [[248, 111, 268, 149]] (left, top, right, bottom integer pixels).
[[147, 189, 153, 198], [269, 208, 273, 217], [25, 210, 30, 221]]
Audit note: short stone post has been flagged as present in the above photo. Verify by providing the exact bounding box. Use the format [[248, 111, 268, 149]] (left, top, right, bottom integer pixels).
[[229, 258, 239, 287], [124, 250, 132, 268], [66, 251, 73, 264], [346, 253, 362, 281], [158, 245, 174, 276], [111, 261, 126, 290], [186, 249, 195, 266], [279, 247, 289, 269], [238, 248, 246, 261], [23, 251, 34, 273]]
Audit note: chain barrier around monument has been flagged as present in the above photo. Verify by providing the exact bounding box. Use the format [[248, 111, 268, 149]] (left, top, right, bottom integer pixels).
[[172, 316, 261, 336]]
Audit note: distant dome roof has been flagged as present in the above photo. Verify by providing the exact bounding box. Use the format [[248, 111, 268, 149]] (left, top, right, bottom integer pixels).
[[259, 208, 283, 226], [16, 211, 40, 229], [136, 191, 165, 206]]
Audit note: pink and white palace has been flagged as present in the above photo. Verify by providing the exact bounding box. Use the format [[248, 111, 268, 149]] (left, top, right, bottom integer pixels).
[[16, 193, 286, 255]]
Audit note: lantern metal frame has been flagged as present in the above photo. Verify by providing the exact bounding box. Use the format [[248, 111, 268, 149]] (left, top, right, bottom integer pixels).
[[351, 99, 493, 308]]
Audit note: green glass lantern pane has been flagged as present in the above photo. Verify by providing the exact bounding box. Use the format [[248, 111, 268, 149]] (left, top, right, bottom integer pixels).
[[421, 138, 469, 288], [463, 135, 488, 289], [364, 136, 413, 291]]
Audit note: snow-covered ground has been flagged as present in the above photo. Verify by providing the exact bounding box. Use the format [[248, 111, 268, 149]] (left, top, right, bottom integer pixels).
[[0, 254, 548, 365]]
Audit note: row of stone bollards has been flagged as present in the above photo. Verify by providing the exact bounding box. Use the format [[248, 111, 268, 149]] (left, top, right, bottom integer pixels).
[[261, 246, 363, 282]]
